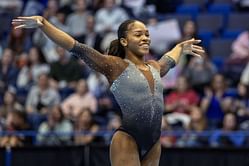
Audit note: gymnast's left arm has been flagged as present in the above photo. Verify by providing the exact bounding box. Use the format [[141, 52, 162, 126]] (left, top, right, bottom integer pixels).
[[158, 38, 205, 77]]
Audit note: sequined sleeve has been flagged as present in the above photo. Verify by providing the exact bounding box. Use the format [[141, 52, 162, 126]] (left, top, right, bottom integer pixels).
[[158, 54, 176, 77], [69, 40, 111, 73]]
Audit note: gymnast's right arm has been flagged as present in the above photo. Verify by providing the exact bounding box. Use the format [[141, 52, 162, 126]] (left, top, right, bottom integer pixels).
[[12, 16, 118, 76]]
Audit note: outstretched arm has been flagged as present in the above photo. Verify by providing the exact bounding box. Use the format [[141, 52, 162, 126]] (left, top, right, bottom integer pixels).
[[158, 38, 205, 77], [12, 16, 120, 77]]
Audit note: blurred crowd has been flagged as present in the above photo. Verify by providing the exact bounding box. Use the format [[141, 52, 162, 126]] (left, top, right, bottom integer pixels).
[[0, 0, 249, 148]]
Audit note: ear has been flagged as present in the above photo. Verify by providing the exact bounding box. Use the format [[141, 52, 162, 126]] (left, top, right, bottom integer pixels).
[[120, 38, 128, 47]]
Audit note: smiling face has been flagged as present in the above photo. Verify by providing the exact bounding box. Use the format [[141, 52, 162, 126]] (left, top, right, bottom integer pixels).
[[122, 21, 151, 57]]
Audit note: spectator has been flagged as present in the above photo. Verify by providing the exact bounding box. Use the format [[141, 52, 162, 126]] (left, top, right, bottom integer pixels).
[[36, 105, 73, 145], [0, 89, 23, 120], [160, 115, 176, 147], [0, 110, 32, 147], [80, 15, 103, 52], [224, 29, 249, 86], [25, 73, 60, 129], [7, 27, 31, 55], [62, 79, 97, 121], [165, 75, 200, 115], [66, 0, 89, 42], [74, 108, 100, 145], [104, 113, 121, 144], [17, 46, 50, 89], [0, 48, 19, 97], [183, 53, 217, 95], [176, 106, 208, 147], [209, 112, 245, 147], [200, 74, 231, 129], [49, 46, 82, 90], [234, 83, 249, 122], [94, 0, 129, 34], [241, 61, 249, 86], [87, 71, 109, 98]]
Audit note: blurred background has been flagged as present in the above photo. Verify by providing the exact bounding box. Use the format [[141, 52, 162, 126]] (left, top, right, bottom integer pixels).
[[0, 0, 249, 166]]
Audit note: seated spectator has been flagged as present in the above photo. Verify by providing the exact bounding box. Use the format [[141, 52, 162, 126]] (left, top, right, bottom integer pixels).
[[165, 75, 200, 115], [241, 61, 249, 86], [74, 108, 100, 145], [224, 29, 249, 86], [49, 46, 82, 91], [104, 113, 121, 144], [36, 105, 73, 145], [87, 71, 109, 98], [176, 106, 209, 147], [0, 48, 19, 91], [25, 73, 60, 129], [66, 0, 89, 42], [160, 115, 176, 148], [200, 74, 231, 129], [209, 112, 245, 147], [234, 83, 249, 122], [0, 89, 23, 120], [62, 79, 97, 121], [94, 0, 129, 35], [183, 53, 217, 95], [0, 110, 32, 147], [17, 46, 50, 89], [7, 27, 31, 55]]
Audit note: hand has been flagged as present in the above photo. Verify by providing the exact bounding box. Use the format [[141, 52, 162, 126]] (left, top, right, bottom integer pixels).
[[169, 38, 205, 63], [12, 16, 44, 29]]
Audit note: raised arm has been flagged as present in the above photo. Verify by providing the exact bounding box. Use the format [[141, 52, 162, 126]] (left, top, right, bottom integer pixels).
[[12, 16, 121, 77], [158, 38, 205, 77]]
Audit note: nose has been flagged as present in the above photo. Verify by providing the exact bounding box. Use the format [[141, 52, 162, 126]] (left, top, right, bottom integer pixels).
[[142, 35, 150, 43]]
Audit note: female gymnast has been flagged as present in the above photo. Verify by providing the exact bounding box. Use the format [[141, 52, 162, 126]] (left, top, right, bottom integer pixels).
[[12, 16, 204, 166]]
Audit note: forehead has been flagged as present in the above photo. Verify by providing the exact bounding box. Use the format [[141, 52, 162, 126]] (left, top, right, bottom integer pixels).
[[128, 21, 148, 32]]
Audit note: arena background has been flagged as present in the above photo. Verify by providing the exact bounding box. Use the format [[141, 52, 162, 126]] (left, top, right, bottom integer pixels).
[[0, 0, 249, 166]]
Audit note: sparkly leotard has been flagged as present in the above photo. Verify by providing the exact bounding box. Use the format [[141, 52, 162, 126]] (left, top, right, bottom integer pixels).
[[70, 41, 175, 160], [110, 59, 164, 159]]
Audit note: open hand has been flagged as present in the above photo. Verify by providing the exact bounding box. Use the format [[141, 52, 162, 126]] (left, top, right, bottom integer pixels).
[[12, 16, 44, 29], [169, 38, 205, 63], [178, 38, 205, 58]]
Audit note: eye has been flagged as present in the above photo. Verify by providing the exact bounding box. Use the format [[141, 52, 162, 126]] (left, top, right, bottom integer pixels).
[[134, 33, 141, 37]]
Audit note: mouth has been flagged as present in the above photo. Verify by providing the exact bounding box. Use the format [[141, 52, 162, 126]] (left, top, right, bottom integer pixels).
[[139, 43, 150, 49]]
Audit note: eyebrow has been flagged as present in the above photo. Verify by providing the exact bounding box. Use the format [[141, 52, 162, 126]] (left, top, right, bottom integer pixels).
[[131, 30, 149, 33]]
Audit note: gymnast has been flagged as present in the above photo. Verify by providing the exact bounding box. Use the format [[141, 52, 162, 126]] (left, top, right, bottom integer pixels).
[[12, 16, 204, 166]]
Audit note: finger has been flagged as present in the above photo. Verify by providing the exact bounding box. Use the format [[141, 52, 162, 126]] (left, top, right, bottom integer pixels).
[[180, 39, 201, 46], [189, 51, 202, 58], [17, 16, 34, 20], [192, 47, 205, 53], [192, 45, 203, 50], [14, 24, 27, 29]]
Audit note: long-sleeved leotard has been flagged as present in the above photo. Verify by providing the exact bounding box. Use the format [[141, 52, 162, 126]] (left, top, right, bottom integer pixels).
[[70, 41, 176, 160]]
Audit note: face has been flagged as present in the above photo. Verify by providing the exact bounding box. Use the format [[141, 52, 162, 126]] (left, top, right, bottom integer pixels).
[[183, 20, 196, 37], [79, 110, 92, 125], [4, 91, 15, 105], [76, 0, 86, 11], [124, 21, 151, 57], [223, 113, 236, 130], [50, 106, 62, 122], [212, 74, 225, 90], [29, 47, 39, 63], [176, 76, 188, 92], [104, 0, 115, 9], [38, 74, 49, 88], [77, 79, 88, 95], [2, 48, 13, 65]]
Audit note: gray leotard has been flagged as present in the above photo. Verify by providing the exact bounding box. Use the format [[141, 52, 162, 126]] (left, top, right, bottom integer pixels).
[[110, 59, 164, 159], [69, 41, 175, 160]]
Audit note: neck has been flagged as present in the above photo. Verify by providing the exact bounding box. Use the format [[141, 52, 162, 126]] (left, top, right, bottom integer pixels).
[[126, 52, 144, 65]]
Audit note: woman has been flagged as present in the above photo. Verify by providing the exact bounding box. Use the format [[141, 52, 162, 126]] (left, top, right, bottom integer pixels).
[[12, 16, 204, 166]]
